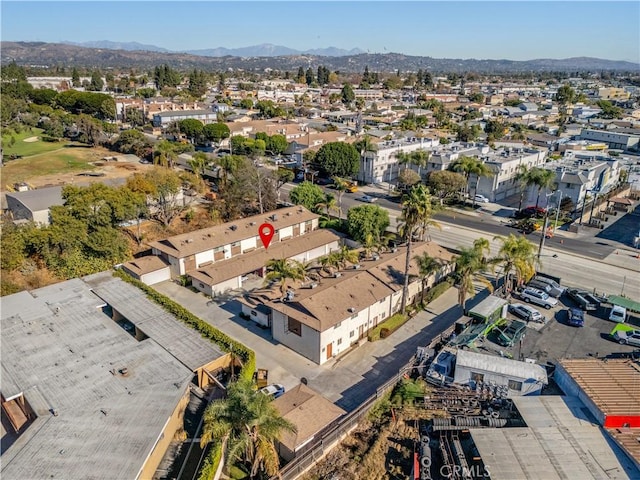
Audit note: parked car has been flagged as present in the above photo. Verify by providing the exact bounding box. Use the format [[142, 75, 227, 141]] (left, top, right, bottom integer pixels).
[[496, 320, 527, 347], [613, 329, 640, 347], [533, 276, 566, 296], [474, 194, 489, 204], [566, 289, 598, 311], [359, 195, 377, 203], [567, 307, 585, 327], [519, 287, 558, 309], [515, 206, 547, 219], [528, 279, 563, 298], [527, 279, 554, 295], [259, 384, 286, 399], [609, 305, 627, 323], [509, 303, 545, 323]]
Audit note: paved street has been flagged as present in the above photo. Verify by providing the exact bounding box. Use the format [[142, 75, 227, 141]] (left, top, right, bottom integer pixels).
[[154, 281, 465, 412], [280, 183, 640, 299]]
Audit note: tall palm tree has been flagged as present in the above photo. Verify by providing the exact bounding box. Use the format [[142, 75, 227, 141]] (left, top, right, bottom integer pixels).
[[319, 251, 341, 274], [153, 139, 177, 168], [188, 151, 209, 178], [395, 150, 430, 179], [493, 234, 538, 293], [450, 156, 492, 206], [454, 243, 493, 314], [336, 245, 360, 270], [315, 193, 340, 218], [530, 167, 556, 208], [200, 378, 296, 479], [414, 252, 441, 306], [332, 176, 349, 219], [264, 258, 306, 294], [514, 164, 533, 212], [398, 184, 439, 313]]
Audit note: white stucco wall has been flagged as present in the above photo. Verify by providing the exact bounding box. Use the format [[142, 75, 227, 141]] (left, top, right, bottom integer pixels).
[[279, 226, 294, 240], [272, 310, 321, 364], [195, 250, 214, 267], [241, 303, 270, 327], [240, 236, 257, 252], [140, 268, 171, 286], [211, 276, 240, 296]]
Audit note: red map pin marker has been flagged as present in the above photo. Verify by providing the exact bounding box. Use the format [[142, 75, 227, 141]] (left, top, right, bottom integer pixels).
[[259, 223, 275, 249]]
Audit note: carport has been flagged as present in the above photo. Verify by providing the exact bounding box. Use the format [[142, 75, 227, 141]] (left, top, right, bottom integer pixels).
[[606, 295, 640, 315]]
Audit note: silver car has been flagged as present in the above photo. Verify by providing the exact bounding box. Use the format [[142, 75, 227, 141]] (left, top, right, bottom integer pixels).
[[519, 287, 559, 309], [613, 329, 640, 347], [533, 276, 566, 296]]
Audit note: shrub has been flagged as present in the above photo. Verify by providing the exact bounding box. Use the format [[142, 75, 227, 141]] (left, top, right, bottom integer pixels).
[[424, 278, 453, 304], [368, 313, 408, 341], [113, 269, 255, 382], [198, 443, 222, 480]]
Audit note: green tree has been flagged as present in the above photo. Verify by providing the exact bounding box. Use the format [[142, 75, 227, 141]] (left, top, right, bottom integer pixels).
[[454, 239, 493, 313], [596, 100, 623, 119], [127, 167, 186, 227], [514, 164, 534, 212], [334, 245, 360, 270], [188, 69, 207, 98], [316, 193, 340, 218], [266, 134, 288, 155], [275, 168, 294, 201], [427, 170, 467, 205], [71, 67, 81, 87], [289, 181, 325, 213], [450, 156, 493, 205], [341, 83, 355, 105], [396, 149, 430, 178], [555, 84, 576, 105], [398, 184, 439, 313], [415, 252, 441, 306], [264, 258, 307, 294], [76, 114, 103, 146], [178, 118, 204, 143], [398, 169, 421, 188], [493, 234, 537, 292], [315, 142, 360, 178], [347, 204, 390, 244], [529, 167, 556, 208], [87, 70, 104, 91], [203, 122, 231, 143], [200, 378, 296, 479], [353, 135, 378, 156]]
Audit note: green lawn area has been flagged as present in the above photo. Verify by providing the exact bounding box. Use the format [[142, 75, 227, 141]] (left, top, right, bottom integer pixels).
[[2, 128, 68, 157], [368, 313, 409, 341], [2, 147, 98, 188]]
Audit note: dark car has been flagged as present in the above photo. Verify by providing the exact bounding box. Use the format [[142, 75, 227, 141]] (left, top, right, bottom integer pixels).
[[567, 307, 585, 327], [496, 320, 527, 347], [515, 206, 547, 219], [566, 289, 598, 311]]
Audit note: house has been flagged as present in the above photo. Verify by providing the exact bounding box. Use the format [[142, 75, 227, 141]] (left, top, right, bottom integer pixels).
[[264, 242, 455, 364], [189, 229, 340, 298], [580, 128, 639, 152], [120, 255, 171, 285], [272, 384, 346, 461], [152, 109, 218, 128], [5, 185, 63, 226], [0, 274, 229, 480], [148, 206, 324, 278]]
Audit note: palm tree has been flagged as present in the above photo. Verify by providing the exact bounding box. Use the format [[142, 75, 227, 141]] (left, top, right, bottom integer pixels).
[[530, 167, 556, 208], [336, 245, 360, 270], [332, 176, 349, 219], [514, 164, 533, 212], [454, 244, 493, 314], [200, 378, 296, 479], [414, 252, 441, 306], [398, 184, 438, 313], [188, 151, 209, 178], [264, 258, 306, 294], [153, 139, 178, 168], [395, 150, 430, 180], [319, 251, 341, 274], [450, 156, 492, 206], [217, 154, 242, 188], [315, 193, 340, 218], [493, 234, 538, 293]]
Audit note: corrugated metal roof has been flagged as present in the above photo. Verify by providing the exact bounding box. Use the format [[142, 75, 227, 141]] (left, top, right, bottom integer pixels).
[[455, 349, 547, 383]]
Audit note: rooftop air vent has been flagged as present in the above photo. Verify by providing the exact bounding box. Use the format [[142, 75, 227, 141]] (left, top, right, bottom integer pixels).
[[372, 254, 380, 261], [309, 282, 319, 289], [230, 225, 238, 231], [271, 214, 278, 221], [353, 264, 361, 270], [334, 272, 342, 278], [348, 307, 356, 313]]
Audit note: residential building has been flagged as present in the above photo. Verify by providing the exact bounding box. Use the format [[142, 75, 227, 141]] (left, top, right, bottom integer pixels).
[[475, 147, 547, 202], [152, 109, 218, 128], [273, 384, 346, 461], [148, 206, 325, 278], [0, 274, 228, 480], [255, 242, 455, 365], [5, 185, 63, 226], [357, 137, 439, 184], [598, 87, 631, 101], [580, 128, 639, 152], [425, 143, 490, 174]]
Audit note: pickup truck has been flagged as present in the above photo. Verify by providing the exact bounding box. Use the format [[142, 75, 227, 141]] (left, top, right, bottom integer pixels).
[[566, 289, 599, 311]]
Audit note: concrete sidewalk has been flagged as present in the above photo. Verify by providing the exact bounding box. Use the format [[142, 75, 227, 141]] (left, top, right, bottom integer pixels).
[[153, 280, 462, 412]]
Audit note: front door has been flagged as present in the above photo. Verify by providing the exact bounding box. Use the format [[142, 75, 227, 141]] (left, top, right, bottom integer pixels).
[[326, 343, 333, 360], [358, 325, 364, 339]]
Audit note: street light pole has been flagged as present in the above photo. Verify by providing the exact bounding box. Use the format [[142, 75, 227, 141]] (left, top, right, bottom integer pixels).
[[553, 190, 563, 234], [537, 191, 554, 261]]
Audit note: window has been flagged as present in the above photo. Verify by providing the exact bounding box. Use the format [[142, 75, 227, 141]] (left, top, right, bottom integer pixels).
[[334, 322, 342, 330], [350, 330, 355, 338], [251, 311, 257, 317], [508, 380, 523, 391], [471, 372, 484, 383], [231, 241, 240, 247], [287, 317, 302, 336], [351, 314, 358, 319], [337, 338, 343, 345]]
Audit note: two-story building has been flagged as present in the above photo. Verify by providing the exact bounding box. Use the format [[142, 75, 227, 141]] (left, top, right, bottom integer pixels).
[[242, 242, 455, 364]]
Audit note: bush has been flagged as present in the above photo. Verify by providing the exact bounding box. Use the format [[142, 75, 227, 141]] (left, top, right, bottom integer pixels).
[[198, 443, 222, 480], [113, 269, 255, 382], [368, 313, 408, 342], [424, 278, 453, 304]]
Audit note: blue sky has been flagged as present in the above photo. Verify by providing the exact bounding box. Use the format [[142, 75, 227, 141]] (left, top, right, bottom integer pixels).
[[2, 1, 639, 61]]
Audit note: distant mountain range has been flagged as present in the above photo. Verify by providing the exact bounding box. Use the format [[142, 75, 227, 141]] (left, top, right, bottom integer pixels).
[[3, 41, 639, 73], [62, 40, 365, 57]]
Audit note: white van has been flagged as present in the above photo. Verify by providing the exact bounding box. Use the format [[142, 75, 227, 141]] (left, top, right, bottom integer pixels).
[[609, 305, 627, 323]]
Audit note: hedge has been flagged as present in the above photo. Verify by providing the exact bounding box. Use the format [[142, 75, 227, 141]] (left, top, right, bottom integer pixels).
[[198, 443, 222, 480], [423, 278, 453, 304], [368, 313, 408, 342], [113, 269, 256, 383]]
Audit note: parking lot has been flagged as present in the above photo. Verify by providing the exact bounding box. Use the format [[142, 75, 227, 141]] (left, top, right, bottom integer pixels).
[[472, 293, 639, 367]]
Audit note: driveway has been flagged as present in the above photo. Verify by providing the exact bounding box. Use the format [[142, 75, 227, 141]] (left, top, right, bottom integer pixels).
[[153, 281, 462, 412]]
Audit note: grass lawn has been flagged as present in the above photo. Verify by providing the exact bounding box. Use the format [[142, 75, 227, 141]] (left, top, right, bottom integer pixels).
[[2, 146, 101, 188], [2, 128, 68, 157]]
